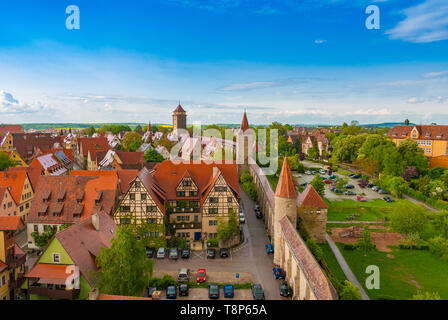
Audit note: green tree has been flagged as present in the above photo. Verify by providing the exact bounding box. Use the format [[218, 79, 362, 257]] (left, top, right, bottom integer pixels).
[[217, 209, 239, 241], [31, 228, 56, 248], [397, 138, 429, 174], [310, 174, 325, 198], [85, 126, 96, 136], [0, 152, 16, 170], [95, 226, 153, 297], [434, 211, 448, 239], [332, 134, 367, 163], [339, 281, 363, 300], [390, 201, 428, 236], [122, 131, 143, 152], [134, 125, 142, 132], [144, 148, 164, 163], [356, 229, 375, 255]]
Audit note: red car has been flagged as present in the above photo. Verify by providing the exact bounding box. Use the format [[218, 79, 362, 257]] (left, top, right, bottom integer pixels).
[[324, 179, 332, 184], [197, 269, 207, 283], [357, 195, 367, 202]]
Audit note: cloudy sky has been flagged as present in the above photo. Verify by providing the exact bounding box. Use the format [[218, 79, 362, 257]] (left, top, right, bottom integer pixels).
[[0, 0, 447, 125]]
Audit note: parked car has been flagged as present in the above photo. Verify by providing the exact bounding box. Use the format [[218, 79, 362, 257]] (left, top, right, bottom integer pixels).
[[209, 284, 220, 299], [329, 185, 336, 191], [384, 196, 394, 203], [178, 268, 190, 282], [311, 170, 316, 175], [147, 286, 157, 297], [239, 212, 246, 223], [323, 179, 332, 184], [169, 247, 179, 260], [332, 188, 342, 193], [181, 248, 190, 259], [146, 247, 155, 258], [156, 247, 166, 259], [266, 243, 274, 254], [256, 211, 263, 219], [179, 283, 189, 296], [343, 184, 354, 189], [252, 284, 265, 300], [357, 195, 367, 202], [319, 169, 326, 174], [224, 284, 234, 298], [254, 204, 260, 211], [372, 186, 379, 191], [367, 183, 375, 188], [351, 174, 361, 179], [305, 170, 311, 175], [273, 267, 286, 280], [300, 182, 308, 187], [166, 285, 177, 299], [280, 281, 292, 297], [344, 190, 356, 196], [207, 249, 216, 259], [348, 173, 356, 178], [196, 269, 207, 283], [220, 248, 229, 258], [329, 175, 337, 179], [378, 189, 391, 195]]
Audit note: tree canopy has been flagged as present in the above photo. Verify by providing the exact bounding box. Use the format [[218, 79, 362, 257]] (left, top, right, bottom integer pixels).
[[144, 148, 164, 163], [0, 152, 16, 171]]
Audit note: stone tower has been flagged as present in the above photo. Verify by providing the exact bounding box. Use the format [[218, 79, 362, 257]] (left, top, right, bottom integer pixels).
[[237, 110, 252, 171], [173, 104, 187, 134], [274, 157, 298, 265]]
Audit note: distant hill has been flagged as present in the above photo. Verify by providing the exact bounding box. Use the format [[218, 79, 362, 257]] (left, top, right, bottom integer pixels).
[[363, 122, 410, 128]]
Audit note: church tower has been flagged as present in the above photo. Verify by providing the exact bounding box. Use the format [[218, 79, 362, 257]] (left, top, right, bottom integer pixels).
[[237, 110, 252, 170], [273, 157, 298, 265], [173, 104, 187, 134]]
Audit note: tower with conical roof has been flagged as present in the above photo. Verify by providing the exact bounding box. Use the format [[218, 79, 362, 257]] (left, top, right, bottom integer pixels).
[[173, 104, 187, 134], [273, 157, 298, 265]]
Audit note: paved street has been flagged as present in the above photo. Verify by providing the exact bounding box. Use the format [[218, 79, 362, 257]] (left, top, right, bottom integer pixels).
[[154, 187, 288, 300]]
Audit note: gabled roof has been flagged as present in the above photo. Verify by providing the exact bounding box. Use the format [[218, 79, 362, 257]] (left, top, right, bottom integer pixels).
[[0, 216, 24, 231], [297, 184, 328, 209], [0, 124, 24, 135], [173, 104, 186, 113], [137, 167, 166, 214], [26, 263, 71, 281], [7, 166, 41, 191], [117, 169, 139, 194], [275, 157, 297, 198], [240, 111, 250, 132], [0, 171, 28, 204], [387, 125, 448, 141], [78, 137, 109, 157], [116, 151, 145, 166], [55, 211, 117, 286], [12, 133, 63, 160]]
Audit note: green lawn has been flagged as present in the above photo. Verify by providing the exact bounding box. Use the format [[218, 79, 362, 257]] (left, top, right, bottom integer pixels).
[[326, 199, 408, 221], [266, 175, 279, 191], [319, 243, 348, 284], [337, 243, 448, 300]]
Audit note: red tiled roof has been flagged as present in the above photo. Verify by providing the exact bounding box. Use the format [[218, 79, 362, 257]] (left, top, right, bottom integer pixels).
[[275, 157, 297, 198], [0, 171, 28, 204], [173, 104, 186, 113], [388, 125, 448, 141], [7, 166, 42, 190], [0, 261, 8, 273], [78, 137, 109, 157], [116, 151, 145, 166], [152, 161, 239, 201], [26, 263, 72, 280], [117, 170, 139, 194], [240, 111, 250, 132], [279, 216, 337, 300], [55, 211, 117, 286], [297, 185, 328, 209], [12, 133, 63, 161], [0, 216, 24, 231], [0, 124, 24, 135]]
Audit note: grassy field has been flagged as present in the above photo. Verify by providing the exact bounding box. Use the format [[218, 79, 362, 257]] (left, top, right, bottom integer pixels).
[[326, 199, 408, 221], [266, 175, 279, 191], [337, 243, 448, 300], [319, 243, 348, 284]]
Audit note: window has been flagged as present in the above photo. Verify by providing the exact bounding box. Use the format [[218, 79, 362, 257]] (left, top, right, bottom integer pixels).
[[53, 253, 60, 263], [1, 275, 5, 286], [194, 215, 199, 222], [26, 203, 29, 209], [209, 197, 219, 203], [20, 206, 23, 212], [135, 181, 141, 188], [146, 205, 157, 212], [228, 208, 234, 214], [209, 220, 217, 226], [183, 180, 192, 187], [146, 218, 157, 224], [34, 225, 38, 232], [227, 197, 233, 203], [120, 206, 130, 212], [208, 208, 218, 214], [129, 193, 135, 200], [141, 193, 147, 200], [189, 191, 198, 197], [176, 191, 186, 197], [120, 218, 131, 225], [155, 232, 159, 237]]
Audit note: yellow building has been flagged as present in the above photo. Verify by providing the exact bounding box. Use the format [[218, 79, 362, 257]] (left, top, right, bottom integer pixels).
[[387, 124, 448, 158], [0, 132, 14, 152], [0, 172, 34, 221], [0, 262, 9, 300], [6, 151, 26, 167]]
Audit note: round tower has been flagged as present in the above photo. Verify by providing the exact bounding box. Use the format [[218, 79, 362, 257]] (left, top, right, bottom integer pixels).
[[273, 157, 298, 265]]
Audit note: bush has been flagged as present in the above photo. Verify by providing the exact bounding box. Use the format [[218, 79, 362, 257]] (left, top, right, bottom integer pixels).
[[339, 280, 362, 300], [239, 170, 253, 184], [149, 274, 178, 289], [343, 243, 358, 250], [242, 181, 257, 201], [306, 238, 323, 262], [428, 236, 448, 261], [207, 238, 219, 248]]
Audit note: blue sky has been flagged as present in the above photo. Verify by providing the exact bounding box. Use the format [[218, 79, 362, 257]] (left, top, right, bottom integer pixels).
[[0, 0, 447, 125]]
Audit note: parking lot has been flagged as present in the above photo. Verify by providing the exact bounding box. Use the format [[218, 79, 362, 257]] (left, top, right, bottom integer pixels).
[[152, 188, 290, 300], [153, 288, 254, 300]]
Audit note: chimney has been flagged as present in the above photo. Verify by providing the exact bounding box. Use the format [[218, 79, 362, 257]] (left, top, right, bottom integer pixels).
[[92, 213, 100, 231], [88, 288, 100, 300], [405, 119, 410, 125]]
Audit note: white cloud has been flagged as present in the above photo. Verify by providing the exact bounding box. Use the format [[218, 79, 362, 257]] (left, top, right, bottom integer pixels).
[[424, 70, 448, 78], [219, 81, 279, 91], [314, 39, 327, 44], [0, 90, 51, 114], [345, 108, 394, 116], [408, 97, 425, 104], [386, 0, 448, 43]]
